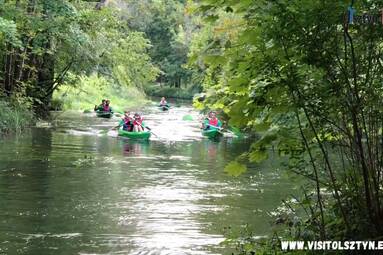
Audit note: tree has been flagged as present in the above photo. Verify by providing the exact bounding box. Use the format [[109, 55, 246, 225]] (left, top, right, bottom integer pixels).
[[0, 0, 159, 116], [191, 0, 383, 244], [121, 0, 194, 88]]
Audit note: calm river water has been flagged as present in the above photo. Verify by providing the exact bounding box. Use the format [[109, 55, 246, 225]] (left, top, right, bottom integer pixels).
[[0, 103, 295, 254]]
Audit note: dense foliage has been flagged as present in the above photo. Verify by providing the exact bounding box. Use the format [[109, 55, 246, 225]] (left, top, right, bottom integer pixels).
[[4, 0, 383, 253], [53, 73, 147, 111], [190, 0, 383, 252], [0, 0, 158, 116], [121, 0, 193, 88]]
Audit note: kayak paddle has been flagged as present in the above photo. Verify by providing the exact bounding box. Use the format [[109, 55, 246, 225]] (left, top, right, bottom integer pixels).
[[206, 124, 239, 136], [206, 124, 224, 130], [99, 125, 119, 134], [142, 125, 159, 137], [228, 126, 243, 137]]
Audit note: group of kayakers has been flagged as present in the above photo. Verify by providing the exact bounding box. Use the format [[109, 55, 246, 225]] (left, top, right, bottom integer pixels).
[[120, 111, 144, 132], [94, 97, 223, 134], [94, 99, 113, 113], [94, 99, 146, 133]]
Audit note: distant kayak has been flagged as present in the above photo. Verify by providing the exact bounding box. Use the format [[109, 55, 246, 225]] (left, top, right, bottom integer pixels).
[[202, 128, 222, 139], [96, 111, 113, 118], [159, 104, 170, 111], [118, 128, 151, 140]]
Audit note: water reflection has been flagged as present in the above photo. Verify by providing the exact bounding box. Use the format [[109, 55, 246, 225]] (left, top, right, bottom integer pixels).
[[120, 140, 150, 156]]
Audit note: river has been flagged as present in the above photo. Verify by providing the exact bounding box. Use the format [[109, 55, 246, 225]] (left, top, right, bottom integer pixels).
[[0, 103, 295, 254]]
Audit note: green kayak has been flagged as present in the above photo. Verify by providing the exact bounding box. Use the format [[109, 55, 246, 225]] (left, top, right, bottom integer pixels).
[[96, 111, 113, 118], [118, 128, 151, 140], [202, 128, 222, 139], [159, 105, 170, 111]]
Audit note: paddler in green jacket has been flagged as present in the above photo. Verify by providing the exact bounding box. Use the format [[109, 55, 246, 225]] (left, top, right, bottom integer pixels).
[[94, 99, 106, 111]]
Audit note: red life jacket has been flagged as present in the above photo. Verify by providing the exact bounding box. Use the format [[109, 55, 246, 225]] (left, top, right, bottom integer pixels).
[[124, 117, 133, 125], [133, 117, 143, 126], [209, 118, 218, 127]]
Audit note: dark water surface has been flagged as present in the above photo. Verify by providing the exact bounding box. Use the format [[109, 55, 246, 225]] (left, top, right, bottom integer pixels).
[[0, 104, 295, 254]]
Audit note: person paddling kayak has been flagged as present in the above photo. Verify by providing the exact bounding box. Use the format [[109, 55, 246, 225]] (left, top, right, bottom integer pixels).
[[94, 99, 106, 111], [120, 111, 134, 132], [202, 111, 222, 130], [201, 111, 223, 139], [103, 99, 113, 113], [133, 113, 144, 132], [159, 97, 170, 111], [159, 97, 168, 107]]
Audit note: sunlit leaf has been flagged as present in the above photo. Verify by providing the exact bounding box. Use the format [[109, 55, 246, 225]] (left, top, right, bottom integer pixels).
[[249, 149, 268, 163], [224, 161, 247, 177]]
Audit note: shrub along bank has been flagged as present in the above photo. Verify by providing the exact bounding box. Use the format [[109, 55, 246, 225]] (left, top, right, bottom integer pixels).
[[0, 100, 34, 134]]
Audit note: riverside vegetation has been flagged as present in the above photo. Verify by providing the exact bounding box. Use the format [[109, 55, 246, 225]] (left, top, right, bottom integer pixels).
[[0, 0, 198, 130], [0, 0, 159, 120], [0, 100, 33, 133], [1, 0, 383, 254], [189, 0, 383, 253]]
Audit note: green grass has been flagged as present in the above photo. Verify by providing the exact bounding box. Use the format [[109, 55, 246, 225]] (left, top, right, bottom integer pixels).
[[0, 100, 34, 134], [53, 74, 149, 113]]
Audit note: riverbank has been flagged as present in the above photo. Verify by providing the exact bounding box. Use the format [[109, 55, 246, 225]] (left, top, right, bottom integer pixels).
[[0, 100, 34, 134]]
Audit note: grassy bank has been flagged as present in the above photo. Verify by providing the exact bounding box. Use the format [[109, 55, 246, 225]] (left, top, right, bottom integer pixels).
[[53, 74, 149, 113], [143, 84, 199, 100], [0, 100, 35, 134]]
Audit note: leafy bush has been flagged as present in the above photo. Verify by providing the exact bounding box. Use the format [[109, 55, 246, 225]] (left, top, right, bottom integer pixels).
[[191, 0, 383, 252], [0, 100, 34, 133], [53, 74, 149, 112]]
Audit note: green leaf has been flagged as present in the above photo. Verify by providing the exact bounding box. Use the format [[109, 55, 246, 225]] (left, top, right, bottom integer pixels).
[[203, 55, 226, 67], [249, 149, 268, 163], [204, 14, 219, 22], [224, 161, 247, 177], [229, 76, 248, 89], [239, 29, 259, 45]]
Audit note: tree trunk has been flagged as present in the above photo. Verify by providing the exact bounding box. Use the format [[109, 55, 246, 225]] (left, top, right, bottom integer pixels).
[[34, 41, 54, 117], [95, 0, 110, 10], [3, 44, 15, 96]]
